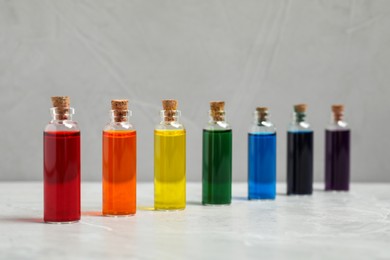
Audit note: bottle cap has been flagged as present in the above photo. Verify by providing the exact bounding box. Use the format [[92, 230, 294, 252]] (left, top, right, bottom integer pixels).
[[162, 99, 178, 111], [332, 104, 344, 113], [210, 101, 225, 112], [51, 96, 70, 109], [111, 99, 128, 111], [294, 104, 307, 113], [256, 107, 268, 113]]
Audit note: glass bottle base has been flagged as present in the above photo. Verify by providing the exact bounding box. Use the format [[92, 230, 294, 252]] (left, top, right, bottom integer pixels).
[[202, 203, 231, 206], [154, 207, 185, 211], [325, 189, 349, 192], [103, 213, 135, 217], [287, 192, 313, 196], [248, 197, 275, 200], [44, 220, 79, 224]]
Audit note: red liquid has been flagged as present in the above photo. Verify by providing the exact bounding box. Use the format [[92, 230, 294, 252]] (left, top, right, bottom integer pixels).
[[44, 131, 81, 222]]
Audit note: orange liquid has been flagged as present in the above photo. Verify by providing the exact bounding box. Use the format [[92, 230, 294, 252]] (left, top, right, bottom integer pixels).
[[102, 130, 136, 215]]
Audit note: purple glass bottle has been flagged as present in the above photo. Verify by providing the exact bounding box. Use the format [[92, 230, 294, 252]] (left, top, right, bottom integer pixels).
[[325, 105, 350, 191]]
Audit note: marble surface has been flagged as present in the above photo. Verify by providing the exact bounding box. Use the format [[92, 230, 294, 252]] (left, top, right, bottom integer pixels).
[[0, 182, 389, 259], [1, 1, 390, 182]]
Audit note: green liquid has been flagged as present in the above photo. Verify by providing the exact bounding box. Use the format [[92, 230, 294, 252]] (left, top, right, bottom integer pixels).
[[202, 129, 232, 205]]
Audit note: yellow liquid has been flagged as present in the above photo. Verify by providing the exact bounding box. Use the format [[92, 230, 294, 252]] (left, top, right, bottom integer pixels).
[[154, 129, 186, 210]]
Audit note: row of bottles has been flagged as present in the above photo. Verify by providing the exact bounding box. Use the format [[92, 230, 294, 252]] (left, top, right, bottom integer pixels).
[[250, 104, 350, 199], [43, 96, 350, 223]]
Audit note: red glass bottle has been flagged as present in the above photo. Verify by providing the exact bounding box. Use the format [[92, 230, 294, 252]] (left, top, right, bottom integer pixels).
[[43, 96, 81, 223]]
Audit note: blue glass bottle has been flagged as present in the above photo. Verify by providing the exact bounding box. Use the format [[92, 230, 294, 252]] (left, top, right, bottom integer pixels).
[[248, 107, 276, 200]]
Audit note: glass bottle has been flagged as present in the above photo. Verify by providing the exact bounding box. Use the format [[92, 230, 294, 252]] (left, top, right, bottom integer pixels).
[[154, 99, 186, 210], [248, 107, 276, 200], [325, 105, 350, 191], [287, 104, 313, 195], [202, 101, 232, 205], [102, 99, 136, 216], [43, 96, 80, 223]]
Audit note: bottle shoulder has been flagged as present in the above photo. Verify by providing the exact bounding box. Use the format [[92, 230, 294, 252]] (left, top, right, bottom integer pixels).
[[248, 122, 275, 134], [44, 120, 80, 132], [103, 122, 135, 131], [326, 121, 349, 131], [288, 121, 312, 132], [204, 121, 231, 131], [155, 121, 185, 130]]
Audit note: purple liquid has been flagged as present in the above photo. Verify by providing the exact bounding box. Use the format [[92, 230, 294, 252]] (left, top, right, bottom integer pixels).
[[325, 130, 350, 191]]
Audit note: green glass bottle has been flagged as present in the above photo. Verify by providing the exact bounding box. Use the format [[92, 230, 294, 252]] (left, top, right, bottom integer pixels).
[[202, 101, 232, 205]]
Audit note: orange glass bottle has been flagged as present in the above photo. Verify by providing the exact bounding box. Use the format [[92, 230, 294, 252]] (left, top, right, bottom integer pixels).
[[102, 99, 136, 216]]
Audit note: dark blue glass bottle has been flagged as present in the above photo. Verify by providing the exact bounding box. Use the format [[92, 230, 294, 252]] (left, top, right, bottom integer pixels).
[[248, 107, 276, 200], [287, 104, 313, 195]]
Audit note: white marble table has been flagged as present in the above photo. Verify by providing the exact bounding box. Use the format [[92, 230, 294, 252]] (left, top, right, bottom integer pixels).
[[0, 182, 389, 259]]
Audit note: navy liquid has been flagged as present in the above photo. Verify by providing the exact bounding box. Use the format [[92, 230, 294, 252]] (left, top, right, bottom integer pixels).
[[248, 133, 276, 199], [287, 131, 313, 195], [325, 130, 350, 191]]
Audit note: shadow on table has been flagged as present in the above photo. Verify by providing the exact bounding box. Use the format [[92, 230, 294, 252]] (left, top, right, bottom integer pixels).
[[138, 206, 155, 211], [186, 201, 202, 206], [232, 196, 247, 201], [0, 217, 43, 224], [138, 203, 203, 210], [82, 211, 103, 217]]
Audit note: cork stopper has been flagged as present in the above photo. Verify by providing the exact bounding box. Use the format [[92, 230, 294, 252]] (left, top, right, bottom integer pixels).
[[210, 101, 225, 121], [332, 104, 344, 121], [51, 96, 70, 109], [256, 107, 268, 121], [162, 99, 177, 110], [111, 99, 128, 122], [51, 96, 70, 120], [111, 99, 128, 110], [162, 99, 178, 122], [294, 104, 307, 113]]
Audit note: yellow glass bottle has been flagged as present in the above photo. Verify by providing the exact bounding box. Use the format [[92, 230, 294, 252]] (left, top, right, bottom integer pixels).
[[154, 100, 186, 210]]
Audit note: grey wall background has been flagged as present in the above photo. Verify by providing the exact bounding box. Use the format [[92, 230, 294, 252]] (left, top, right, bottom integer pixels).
[[0, 0, 389, 182]]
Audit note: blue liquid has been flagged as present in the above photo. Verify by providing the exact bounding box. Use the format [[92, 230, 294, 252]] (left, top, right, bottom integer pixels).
[[248, 133, 276, 199]]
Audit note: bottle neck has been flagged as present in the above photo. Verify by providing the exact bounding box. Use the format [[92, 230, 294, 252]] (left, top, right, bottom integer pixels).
[[160, 110, 181, 123], [254, 110, 269, 124], [209, 110, 225, 123], [331, 111, 344, 123], [293, 111, 306, 124], [110, 110, 131, 123], [289, 111, 311, 131], [330, 111, 348, 128], [50, 107, 74, 121]]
